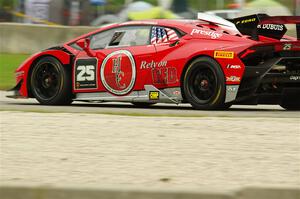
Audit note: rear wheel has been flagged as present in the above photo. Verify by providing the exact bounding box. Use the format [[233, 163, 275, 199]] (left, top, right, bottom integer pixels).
[[30, 56, 72, 105], [183, 57, 226, 110]]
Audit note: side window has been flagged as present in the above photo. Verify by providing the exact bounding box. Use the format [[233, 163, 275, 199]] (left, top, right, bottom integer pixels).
[[109, 31, 126, 46], [108, 26, 151, 47], [69, 42, 82, 51], [90, 29, 114, 50], [150, 26, 179, 44]]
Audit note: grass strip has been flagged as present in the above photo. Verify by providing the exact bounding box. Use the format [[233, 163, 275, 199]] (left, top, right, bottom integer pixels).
[[0, 53, 30, 90]]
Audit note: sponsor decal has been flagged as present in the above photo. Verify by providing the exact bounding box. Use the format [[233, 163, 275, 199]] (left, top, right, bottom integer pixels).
[[290, 76, 300, 81], [149, 91, 159, 100], [214, 51, 234, 59], [235, 17, 256, 25], [173, 90, 181, 96], [257, 24, 284, 31], [226, 76, 241, 82], [112, 55, 125, 89], [140, 60, 168, 69], [226, 64, 241, 69], [191, 29, 222, 39], [152, 67, 178, 85], [75, 58, 98, 89], [100, 50, 136, 95], [140, 60, 178, 84], [227, 86, 238, 92], [283, 43, 292, 51]]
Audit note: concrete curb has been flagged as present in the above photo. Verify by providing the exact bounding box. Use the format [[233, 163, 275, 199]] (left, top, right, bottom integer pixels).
[[0, 186, 234, 199], [0, 185, 299, 199], [237, 187, 300, 199]]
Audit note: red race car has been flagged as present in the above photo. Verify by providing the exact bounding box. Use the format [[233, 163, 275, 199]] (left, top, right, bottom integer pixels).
[[9, 14, 300, 110]]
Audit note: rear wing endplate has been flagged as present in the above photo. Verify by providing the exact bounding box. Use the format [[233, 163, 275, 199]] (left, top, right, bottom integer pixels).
[[231, 14, 300, 40]]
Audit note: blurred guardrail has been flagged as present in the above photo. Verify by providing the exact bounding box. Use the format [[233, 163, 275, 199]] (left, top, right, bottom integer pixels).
[[0, 23, 97, 54], [0, 185, 299, 199]]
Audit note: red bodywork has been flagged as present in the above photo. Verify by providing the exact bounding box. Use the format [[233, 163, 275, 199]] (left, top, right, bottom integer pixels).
[[13, 17, 300, 104]]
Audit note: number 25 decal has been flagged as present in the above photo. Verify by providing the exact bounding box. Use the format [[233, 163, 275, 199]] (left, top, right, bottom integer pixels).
[[77, 65, 95, 81], [75, 58, 98, 89]]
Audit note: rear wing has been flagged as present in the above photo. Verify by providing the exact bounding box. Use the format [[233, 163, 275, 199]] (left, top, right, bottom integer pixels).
[[231, 14, 300, 40]]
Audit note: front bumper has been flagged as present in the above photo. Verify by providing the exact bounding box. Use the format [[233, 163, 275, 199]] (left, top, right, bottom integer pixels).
[[6, 80, 27, 99]]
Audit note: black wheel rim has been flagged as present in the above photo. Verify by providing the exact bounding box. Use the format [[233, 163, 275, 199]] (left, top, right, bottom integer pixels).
[[32, 62, 61, 100], [187, 65, 217, 104]]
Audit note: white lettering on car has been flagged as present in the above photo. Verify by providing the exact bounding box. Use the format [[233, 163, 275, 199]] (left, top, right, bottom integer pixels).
[[76, 65, 95, 81], [226, 64, 241, 69], [290, 76, 300, 81], [140, 60, 168, 69], [257, 24, 284, 31], [191, 29, 222, 39]]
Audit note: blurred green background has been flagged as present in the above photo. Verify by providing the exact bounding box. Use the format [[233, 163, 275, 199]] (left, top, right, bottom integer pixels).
[[0, 0, 296, 14], [0, 54, 29, 90]]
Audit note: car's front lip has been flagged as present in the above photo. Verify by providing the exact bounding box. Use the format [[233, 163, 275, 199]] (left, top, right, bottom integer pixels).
[[6, 80, 27, 99], [6, 70, 27, 99]]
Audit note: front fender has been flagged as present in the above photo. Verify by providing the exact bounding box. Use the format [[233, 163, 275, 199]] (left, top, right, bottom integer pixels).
[[16, 49, 73, 97]]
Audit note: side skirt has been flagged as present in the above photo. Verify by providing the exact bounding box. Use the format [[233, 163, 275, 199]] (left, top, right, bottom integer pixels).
[[74, 86, 183, 104]]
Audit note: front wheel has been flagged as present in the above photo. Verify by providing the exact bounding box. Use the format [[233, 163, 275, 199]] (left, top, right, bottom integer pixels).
[[30, 56, 73, 105], [183, 57, 226, 110]]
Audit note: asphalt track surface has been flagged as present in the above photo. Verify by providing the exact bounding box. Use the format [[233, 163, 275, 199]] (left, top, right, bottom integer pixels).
[[1, 90, 300, 189], [0, 91, 299, 118]]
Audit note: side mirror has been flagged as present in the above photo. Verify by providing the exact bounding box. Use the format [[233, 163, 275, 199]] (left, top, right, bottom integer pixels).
[[76, 38, 90, 51], [76, 38, 94, 56]]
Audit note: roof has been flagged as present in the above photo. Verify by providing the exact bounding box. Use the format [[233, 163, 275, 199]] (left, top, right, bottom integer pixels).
[[66, 18, 242, 45]]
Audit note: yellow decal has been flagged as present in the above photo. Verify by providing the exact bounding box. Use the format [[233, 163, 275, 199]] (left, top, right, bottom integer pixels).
[[235, 18, 256, 25], [214, 51, 234, 59], [149, 91, 159, 100]]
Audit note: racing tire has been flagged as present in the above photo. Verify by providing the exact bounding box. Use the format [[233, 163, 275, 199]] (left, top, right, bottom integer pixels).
[[132, 102, 157, 107], [183, 57, 226, 110], [30, 56, 73, 105]]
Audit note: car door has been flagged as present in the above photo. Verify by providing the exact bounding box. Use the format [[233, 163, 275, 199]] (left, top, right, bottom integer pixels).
[[97, 25, 158, 95], [72, 28, 115, 93], [73, 25, 156, 95], [149, 26, 182, 89]]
